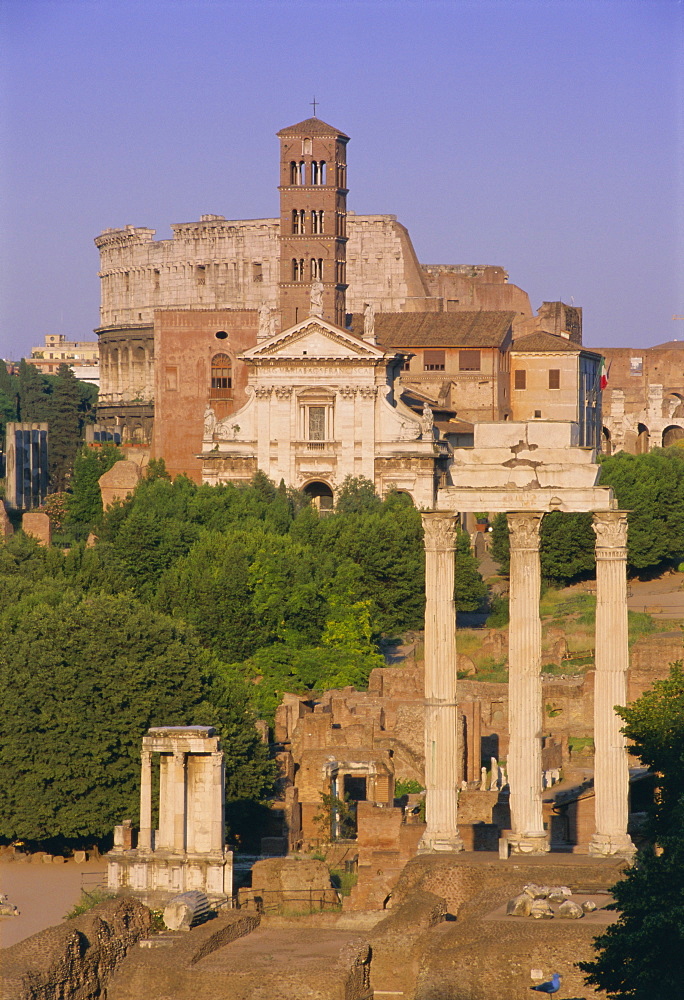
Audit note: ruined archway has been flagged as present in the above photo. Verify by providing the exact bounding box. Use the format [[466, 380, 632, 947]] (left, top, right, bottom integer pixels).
[[662, 424, 684, 448], [602, 426, 612, 456], [636, 423, 650, 454]]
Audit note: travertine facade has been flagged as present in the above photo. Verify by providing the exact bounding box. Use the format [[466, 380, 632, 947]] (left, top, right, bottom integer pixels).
[[95, 216, 514, 333], [598, 341, 684, 453]]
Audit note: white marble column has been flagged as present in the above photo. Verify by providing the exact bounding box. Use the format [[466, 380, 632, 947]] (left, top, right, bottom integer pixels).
[[172, 750, 187, 853], [589, 511, 636, 857], [507, 512, 549, 854], [210, 752, 226, 854], [138, 749, 153, 852], [418, 512, 463, 853]]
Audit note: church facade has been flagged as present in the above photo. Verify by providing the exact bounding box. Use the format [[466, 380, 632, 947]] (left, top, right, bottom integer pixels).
[[200, 312, 442, 507]]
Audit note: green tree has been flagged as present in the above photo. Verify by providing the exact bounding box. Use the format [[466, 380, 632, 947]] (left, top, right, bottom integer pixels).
[[600, 449, 684, 570], [579, 662, 684, 998], [540, 511, 595, 582], [156, 529, 271, 661], [490, 512, 510, 573], [455, 527, 487, 612], [319, 501, 425, 633], [335, 475, 382, 515], [67, 444, 124, 532], [491, 511, 597, 584], [48, 364, 83, 490], [0, 388, 16, 444], [17, 359, 50, 422], [0, 591, 273, 843]]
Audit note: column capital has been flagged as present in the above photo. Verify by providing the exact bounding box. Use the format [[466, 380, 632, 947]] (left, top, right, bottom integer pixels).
[[421, 511, 459, 552], [507, 511, 543, 550], [141, 749, 153, 765], [593, 510, 629, 552]]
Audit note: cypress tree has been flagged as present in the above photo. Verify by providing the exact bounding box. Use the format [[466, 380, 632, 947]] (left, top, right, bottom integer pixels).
[[48, 364, 82, 491]]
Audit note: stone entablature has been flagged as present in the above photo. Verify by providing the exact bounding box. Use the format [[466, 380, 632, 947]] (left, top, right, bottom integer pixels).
[[200, 316, 440, 506], [447, 421, 604, 494]]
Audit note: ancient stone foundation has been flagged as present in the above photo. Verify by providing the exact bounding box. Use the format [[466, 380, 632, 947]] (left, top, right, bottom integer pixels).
[[107, 726, 232, 904]]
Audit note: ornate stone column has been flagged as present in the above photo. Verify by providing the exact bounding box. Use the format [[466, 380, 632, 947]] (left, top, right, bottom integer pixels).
[[590, 511, 636, 857], [507, 512, 549, 854], [138, 749, 153, 852], [419, 512, 463, 853]]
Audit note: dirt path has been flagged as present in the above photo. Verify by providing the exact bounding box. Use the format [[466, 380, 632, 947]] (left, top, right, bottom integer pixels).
[[0, 860, 106, 948]]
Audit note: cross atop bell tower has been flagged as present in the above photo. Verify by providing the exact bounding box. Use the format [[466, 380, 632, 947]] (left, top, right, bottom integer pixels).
[[277, 116, 349, 330]]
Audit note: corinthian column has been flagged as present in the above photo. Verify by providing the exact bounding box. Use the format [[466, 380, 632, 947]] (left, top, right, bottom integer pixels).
[[589, 511, 636, 857], [172, 750, 187, 853], [138, 749, 153, 852], [507, 512, 549, 854], [418, 512, 463, 853]]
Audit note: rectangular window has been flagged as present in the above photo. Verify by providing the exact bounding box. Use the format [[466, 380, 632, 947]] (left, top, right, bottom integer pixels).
[[549, 369, 560, 389], [514, 369, 527, 390], [308, 406, 326, 441], [459, 349, 481, 371], [402, 357, 411, 371], [424, 349, 445, 371], [252, 262, 263, 283]]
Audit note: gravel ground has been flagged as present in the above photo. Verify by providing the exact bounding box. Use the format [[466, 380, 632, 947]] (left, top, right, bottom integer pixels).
[[0, 860, 107, 948]]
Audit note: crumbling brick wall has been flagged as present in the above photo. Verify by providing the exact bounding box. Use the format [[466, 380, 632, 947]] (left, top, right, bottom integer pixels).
[[0, 896, 152, 1000]]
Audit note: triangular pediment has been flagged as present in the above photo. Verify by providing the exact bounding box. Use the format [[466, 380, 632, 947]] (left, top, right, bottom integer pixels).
[[243, 318, 388, 361]]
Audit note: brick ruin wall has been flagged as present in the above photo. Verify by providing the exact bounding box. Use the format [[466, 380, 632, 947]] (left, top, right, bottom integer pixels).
[[273, 627, 682, 853], [0, 896, 152, 1000], [596, 345, 684, 453]]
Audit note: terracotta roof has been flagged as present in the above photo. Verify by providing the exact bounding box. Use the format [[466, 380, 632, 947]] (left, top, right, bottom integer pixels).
[[277, 117, 349, 139], [348, 311, 515, 348], [512, 332, 583, 353]]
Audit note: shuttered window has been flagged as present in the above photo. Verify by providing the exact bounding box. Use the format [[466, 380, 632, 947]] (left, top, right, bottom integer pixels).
[[459, 349, 481, 371], [424, 349, 445, 371], [514, 369, 527, 390], [549, 369, 560, 389]]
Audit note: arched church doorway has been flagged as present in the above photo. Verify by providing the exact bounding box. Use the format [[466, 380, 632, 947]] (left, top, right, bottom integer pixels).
[[303, 480, 334, 513]]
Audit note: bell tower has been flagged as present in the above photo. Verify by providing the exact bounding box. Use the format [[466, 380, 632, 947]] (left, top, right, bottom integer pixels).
[[277, 116, 349, 330]]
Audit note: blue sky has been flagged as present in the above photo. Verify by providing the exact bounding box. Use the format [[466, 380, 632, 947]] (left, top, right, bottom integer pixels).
[[1, 0, 682, 358]]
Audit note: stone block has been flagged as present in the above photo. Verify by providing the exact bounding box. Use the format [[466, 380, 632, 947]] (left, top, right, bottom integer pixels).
[[163, 890, 210, 931], [356, 803, 403, 850], [0, 501, 13, 539], [98, 460, 142, 509], [558, 899, 584, 919], [22, 512, 51, 546]]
